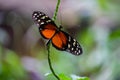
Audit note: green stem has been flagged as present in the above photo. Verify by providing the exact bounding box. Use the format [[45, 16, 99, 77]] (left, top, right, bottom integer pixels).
[[47, 0, 61, 80], [47, 42, 60, 80], [52, 0, 61, 21]]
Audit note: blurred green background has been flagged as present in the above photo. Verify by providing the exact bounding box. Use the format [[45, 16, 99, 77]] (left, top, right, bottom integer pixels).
[[0, 0, 120, 80]]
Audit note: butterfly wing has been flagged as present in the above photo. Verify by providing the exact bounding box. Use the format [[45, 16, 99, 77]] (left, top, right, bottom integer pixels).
[[32, 11, 57, 39], [52, 31, 82, 55], [51, 31, 67, 50]]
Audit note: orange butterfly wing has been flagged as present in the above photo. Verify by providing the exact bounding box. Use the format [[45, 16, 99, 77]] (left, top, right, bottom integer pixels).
[[32, 11, 57, 39], [40, 24, 57, 39], [51, 31, 67, 50], [52, 31, 82, 55]]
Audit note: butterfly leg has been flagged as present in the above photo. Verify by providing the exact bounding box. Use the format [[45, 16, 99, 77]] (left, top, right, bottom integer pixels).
[[58, 26, 63, 30]]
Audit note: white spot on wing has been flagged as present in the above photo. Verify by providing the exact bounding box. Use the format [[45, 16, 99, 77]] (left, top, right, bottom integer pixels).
[[34, 13, 37, 16], [75, 51, 77, 53], [45, 16, 48, 18], [78, 50, 81, 53], [41, 16, 46, 19], [76, 52, 79, 55], [68, 44, 70, 48], [69, 36, 71, 42], [46, 20, 51, 23], [73, 39, 76, 41], [38, 19, 40, 22], [32, 15, 36, 18], [73, 42, 76, 46], [40, 22, 44, 25], [71, 48, 74, 51], [37, 15, 39, 18], [34, 17, 38, 20], [76, 48, 78, 50]]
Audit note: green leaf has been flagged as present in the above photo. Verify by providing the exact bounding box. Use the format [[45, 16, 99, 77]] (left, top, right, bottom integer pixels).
[[45, 73, 90, 80], [59, 73, 72, 80], [71, 75, 90, 80], [45, 73, 57, 80], [77, 77, 90, 80], [45, 73, 72, 80]]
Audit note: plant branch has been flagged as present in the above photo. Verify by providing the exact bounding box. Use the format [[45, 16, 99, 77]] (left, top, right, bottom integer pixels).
[[47, 42, 60, 80], [52, 0, 61, 21], [47, 0, 61, 80]]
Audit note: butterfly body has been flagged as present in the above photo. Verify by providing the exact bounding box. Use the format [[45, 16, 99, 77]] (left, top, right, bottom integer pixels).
[[32, 11, 83, 55]]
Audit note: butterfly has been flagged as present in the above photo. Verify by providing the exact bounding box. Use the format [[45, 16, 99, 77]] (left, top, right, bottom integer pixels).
[[32, 11, 83, 55]]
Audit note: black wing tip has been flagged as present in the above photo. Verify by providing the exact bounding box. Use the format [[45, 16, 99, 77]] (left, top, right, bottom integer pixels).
[[70, 48, 83, 56], [33, 11, 41, 13], [76, 48, 83, 56], [32, 11, 38, 15], [32, 11, 44, 16]]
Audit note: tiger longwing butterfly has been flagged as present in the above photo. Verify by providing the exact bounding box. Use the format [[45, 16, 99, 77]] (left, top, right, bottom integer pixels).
[[32, 11, 83, 55]]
